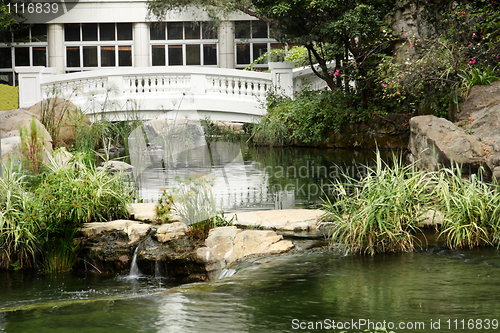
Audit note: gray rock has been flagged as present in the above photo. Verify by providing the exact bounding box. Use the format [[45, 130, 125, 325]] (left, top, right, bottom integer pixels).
[[81, 220, 152, 243], [1, 108, 52, 163], [156, 222, 188, 242], [409, 115, 485, 173], [226, 209, 326, 232]]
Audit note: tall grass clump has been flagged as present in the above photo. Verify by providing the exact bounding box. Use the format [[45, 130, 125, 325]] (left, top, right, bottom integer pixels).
[[434, 166, 500, 249], [0, 162, 40, 269], [323, 153, 434, 255], [19, 117, 44, 174]]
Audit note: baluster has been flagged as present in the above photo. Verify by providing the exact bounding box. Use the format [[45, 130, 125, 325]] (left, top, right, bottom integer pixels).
[[241, 78, 248, 96], [259, 80, 266, 98]]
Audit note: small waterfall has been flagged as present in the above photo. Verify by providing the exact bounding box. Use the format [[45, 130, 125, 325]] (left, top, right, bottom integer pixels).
[[217, 268, 236, 279], [155, 260, 161, 278], [129, 246, 141, 277]]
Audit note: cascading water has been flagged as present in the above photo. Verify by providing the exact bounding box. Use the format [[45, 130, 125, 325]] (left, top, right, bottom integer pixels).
[[129, 246, 141, 277]]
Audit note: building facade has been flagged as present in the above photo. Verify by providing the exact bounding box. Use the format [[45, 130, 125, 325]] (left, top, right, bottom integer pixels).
[[0, 0, 280, 86]]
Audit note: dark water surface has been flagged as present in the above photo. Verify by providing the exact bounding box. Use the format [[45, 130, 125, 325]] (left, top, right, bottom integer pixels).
[[2, 246, 500, 332]]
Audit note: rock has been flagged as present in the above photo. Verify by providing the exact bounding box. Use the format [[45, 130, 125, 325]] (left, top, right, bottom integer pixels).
[[196, 226, 294, 280], [494, 166, 500, 180], [457, 81, 500, 124], [226, 209, 325, 232], [27, 98, 84, 145], [127, 202, 180, 223], [417, 209, 443, 228], [81, 220, 152, 243], [408, 115, 485, 173], [127, 203, 158, 222], [98, 160, 135, 176], [1, 108, 52, 163], [156, 222, 188, 242]]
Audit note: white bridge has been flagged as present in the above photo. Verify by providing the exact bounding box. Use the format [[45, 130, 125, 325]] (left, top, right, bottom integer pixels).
[[16, 63, 328, 123]]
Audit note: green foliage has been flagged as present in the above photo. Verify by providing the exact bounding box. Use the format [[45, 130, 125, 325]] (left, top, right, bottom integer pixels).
[[251, 88, 368, 146], [200, 116, 246, 142], [0, 84, 18, 110], [36, 152, 133, 239], [19, 117, 44, 174], [187, 213, 235, 241], [156, 189, 174, 223], [245, 45, 311, 70], [323, 151, 500, 254], [458, 65, 499, 96], [42, 231, 80, 273], [323, 152, 431, 255]]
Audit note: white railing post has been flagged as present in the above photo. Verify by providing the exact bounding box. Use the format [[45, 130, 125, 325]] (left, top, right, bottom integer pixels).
[[269, 62, 295, 98], [16, 66, 56, 108]]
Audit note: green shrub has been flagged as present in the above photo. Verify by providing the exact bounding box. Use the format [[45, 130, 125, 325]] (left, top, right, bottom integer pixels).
[[459, 65, 499, 97], [251, 88, 365, 146]]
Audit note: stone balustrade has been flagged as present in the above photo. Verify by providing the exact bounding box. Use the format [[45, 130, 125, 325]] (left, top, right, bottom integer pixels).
[[16, 63, 331, 122]]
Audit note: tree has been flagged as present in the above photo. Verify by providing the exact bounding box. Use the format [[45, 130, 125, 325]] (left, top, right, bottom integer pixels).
[[0, 0, 24, 42], [147, 0, 394, 91]]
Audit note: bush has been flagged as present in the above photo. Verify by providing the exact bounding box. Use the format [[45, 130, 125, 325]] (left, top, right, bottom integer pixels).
[[251, 89, 366, 146]]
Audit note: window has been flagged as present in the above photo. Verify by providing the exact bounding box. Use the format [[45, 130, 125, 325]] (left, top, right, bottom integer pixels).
[[0, 24, 48, 86], [64, 23, 133, 70], [151, 21, 218, 66], [235, 20, 279, 69]]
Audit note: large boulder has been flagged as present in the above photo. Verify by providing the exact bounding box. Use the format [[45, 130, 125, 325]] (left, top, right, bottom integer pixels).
[[1, 108, 52, 163], [409, 81, 500, 179], [27, 98, 87, 145], [408, 115, 485, 173]]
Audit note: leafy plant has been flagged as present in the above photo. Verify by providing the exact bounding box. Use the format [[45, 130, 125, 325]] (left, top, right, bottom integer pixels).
[[171, 174, 218, 226], [156, 189, 174, 223], [458, 65, 499, 97]]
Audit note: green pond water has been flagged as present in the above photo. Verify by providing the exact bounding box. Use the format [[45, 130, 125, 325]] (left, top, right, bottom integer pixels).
[[2, 245, 500, 332], [2, 147, 499, 332]]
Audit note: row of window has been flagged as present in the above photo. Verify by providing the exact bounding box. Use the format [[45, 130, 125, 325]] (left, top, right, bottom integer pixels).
[[0, 21, 281, 84]]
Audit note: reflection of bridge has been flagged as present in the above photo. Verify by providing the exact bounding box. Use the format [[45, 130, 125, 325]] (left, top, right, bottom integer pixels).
[[16, 63, 328, 123]]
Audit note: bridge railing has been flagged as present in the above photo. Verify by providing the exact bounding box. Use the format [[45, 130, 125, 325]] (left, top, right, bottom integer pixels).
[[16, 63, 331, 122]]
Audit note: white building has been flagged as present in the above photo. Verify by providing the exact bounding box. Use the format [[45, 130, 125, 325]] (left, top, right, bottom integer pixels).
[[0, 0, 281, 86]]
